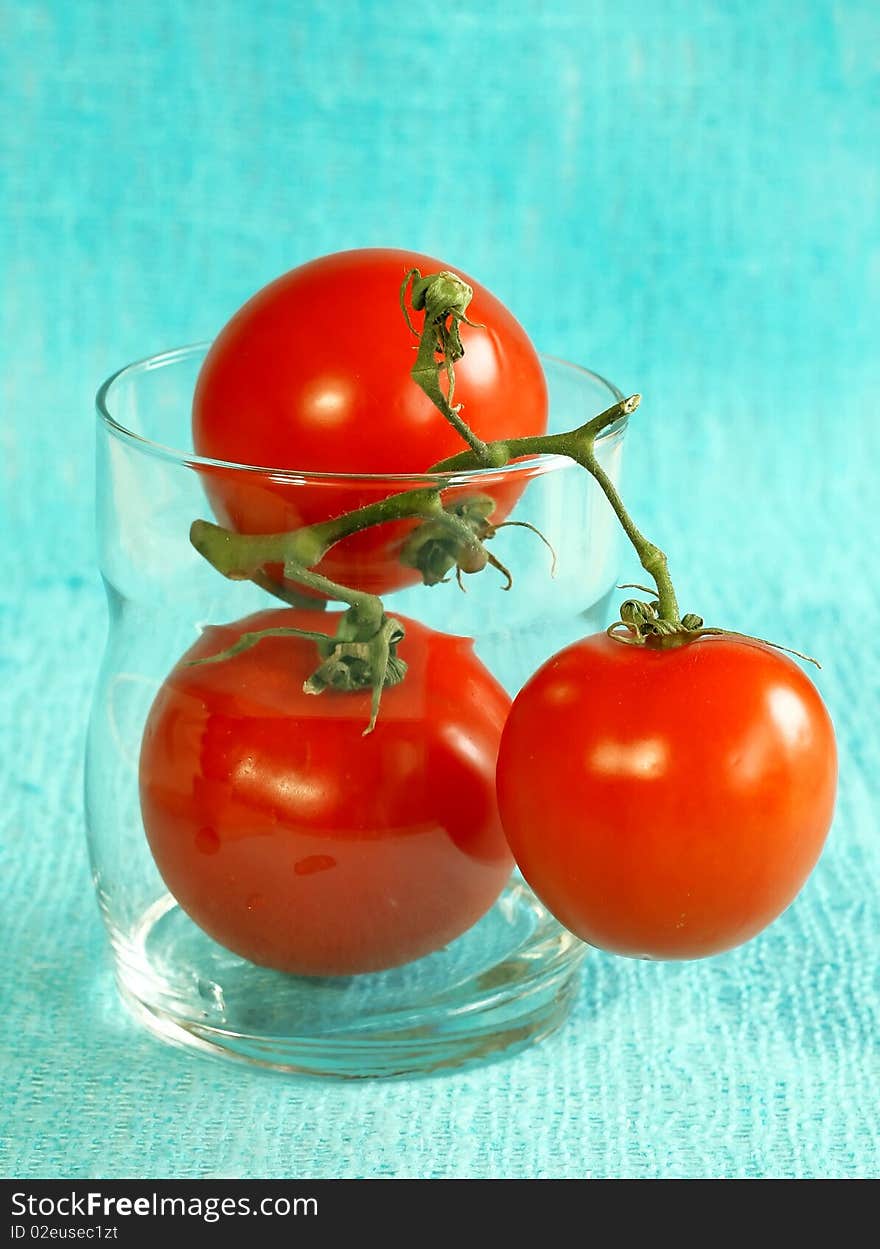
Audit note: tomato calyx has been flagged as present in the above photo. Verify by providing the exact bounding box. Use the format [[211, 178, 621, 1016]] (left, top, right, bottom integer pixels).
[[400, 494, 558, 591], [188, 607, 408, 735], [401, 268, 478, 364], [401, 268, 508, 470], [606, 587, 820, 667], [608, 591, 705, 642], [305, 613, 408, 734], [402, 496, 505, 587]]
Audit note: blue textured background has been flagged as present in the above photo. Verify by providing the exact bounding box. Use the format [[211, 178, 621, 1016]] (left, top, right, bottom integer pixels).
[[2, 0, 878, 1178]]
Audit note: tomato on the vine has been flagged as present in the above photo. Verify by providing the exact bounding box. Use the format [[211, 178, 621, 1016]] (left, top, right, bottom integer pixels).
[[496, 632, 837, 960], [139, 609, 513, 976], [192, 248, 548, 596]]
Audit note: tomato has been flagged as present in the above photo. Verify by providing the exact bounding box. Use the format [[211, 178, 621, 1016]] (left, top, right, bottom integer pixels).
[[496, 633, 837, 960], [139, 609, 513, 976], [192, 248, 548, 595]]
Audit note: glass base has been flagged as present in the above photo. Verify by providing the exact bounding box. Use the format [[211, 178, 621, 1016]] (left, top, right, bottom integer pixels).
[[113, 880, 586, 1078]]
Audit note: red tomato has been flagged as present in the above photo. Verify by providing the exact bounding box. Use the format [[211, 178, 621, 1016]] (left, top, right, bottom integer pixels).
[[192, 248, 548, 595], [139, 609, 513, 976], [496, 633, 837, 960]]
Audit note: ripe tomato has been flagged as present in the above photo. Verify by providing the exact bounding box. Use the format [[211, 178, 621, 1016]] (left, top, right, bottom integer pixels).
[[139, 609, 513, 976], [192, 248, 548, 595], [496, 633, 837, 959]]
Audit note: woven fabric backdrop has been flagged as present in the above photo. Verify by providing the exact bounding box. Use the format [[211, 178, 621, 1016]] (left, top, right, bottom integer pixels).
[[2, 0, 878, 1178]]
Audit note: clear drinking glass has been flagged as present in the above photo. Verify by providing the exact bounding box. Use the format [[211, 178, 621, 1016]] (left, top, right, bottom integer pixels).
[[86, 345, 628, 1077]]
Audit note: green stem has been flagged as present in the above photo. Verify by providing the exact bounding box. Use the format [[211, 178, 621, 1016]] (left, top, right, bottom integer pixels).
[[411, 330, 492, 465], [402, 269, 499, 467], [190, 488, 443, 582], [279, 562, 384, 633], [429, 391, 679, 620], [309, 486, 444, 548], [578, 447, 679, 623], [187, 625, 334, 667], [428, 394, 638, 473], [190, 391, 683, 623]]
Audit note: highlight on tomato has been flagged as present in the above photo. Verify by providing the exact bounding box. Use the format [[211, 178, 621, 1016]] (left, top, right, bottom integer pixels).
[[139, 609, 513, 976], [191, 248, 549, 596], [495, 631, 838, 961]]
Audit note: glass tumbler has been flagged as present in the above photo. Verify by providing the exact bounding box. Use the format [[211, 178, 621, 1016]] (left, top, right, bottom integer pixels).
[[86, 346, 628, 1077]]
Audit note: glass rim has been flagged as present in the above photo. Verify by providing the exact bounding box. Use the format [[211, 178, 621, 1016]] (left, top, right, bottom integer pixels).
[[95, 341, 627, 484]]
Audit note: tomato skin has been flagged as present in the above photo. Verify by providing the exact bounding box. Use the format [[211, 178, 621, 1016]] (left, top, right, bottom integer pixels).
[[496, 633, 837, 960], [192, 249, 548, 595], [139, 609, 513, 976]]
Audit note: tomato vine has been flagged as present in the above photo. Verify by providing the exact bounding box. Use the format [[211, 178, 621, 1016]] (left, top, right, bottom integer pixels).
[[190, 264, 815, 729]]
